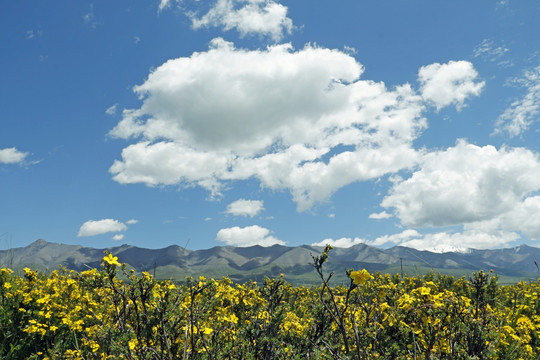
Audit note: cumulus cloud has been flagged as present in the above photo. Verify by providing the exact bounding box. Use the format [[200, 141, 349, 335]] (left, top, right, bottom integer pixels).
[[418, 60, 484, 110], [188, 0, 293, 41], [78, 219, 128, 237], [225, 199, 264, 217], [0, 147, 28, 164], [216, 225, 284, 246], [380, 140, 540, 247], [311, 237, 366, 248], [110, 39, 442, 211], [126, 219, 139, 225], [495, 66, 540, 137]]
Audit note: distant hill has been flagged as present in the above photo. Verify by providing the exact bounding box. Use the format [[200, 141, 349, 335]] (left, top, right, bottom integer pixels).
[[1, 239, 539, 284]]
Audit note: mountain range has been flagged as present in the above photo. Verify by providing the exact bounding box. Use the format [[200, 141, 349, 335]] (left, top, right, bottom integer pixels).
[[1, 239, 540, 284]]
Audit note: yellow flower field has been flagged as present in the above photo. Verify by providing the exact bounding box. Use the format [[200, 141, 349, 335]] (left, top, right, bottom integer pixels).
[[0, 246, 539, 359]]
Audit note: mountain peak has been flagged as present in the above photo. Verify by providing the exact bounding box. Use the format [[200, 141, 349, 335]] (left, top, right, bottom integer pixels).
[[30, 239, 48, 247]]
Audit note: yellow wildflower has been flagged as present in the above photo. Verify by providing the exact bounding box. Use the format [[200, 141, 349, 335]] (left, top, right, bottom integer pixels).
[[350, 269, 373, 285]]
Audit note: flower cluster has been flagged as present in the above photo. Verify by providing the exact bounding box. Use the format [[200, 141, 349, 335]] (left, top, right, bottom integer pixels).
[[0, 250, 539, 359]]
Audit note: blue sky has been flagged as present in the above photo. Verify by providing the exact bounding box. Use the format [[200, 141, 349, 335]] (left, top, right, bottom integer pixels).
[[1, 0, 540, 252]]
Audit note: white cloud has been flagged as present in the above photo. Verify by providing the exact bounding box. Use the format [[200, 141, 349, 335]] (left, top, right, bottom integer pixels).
[[110, 39, 438, 211], [313, 226, 523, 252], [126, 219, 138, 225], [216, 225, 284, 247], [371, 229, 422, 247], [418, 60, 484, 110], [320, 228, 519, 252], [381, 140, 540, 236], [109, 141, 228, 197], [396, 230, 519, 253], [78, 219, 128, 237], [465, 196, 540, 241], [26, 29, 43, 40], [0, 147, 28, 164], [495, 66, 540, 137], [112, 234, 125, 241], [368, 211, 392, 220], [311, 237, 366, 248], [106, 104, 118, 116], [225, 199, 264, 217], [189, 0, 293, 41], [158, 0, 172, 12]]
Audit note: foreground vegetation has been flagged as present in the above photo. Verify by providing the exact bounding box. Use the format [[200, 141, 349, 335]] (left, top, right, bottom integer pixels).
[[1, 245, 540, 359]]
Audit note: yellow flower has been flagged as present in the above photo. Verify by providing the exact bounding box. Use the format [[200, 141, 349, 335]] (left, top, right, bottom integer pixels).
[[102, 253, 120, 266], [350, 269, 373, 285], [419, 286, 431, 296]]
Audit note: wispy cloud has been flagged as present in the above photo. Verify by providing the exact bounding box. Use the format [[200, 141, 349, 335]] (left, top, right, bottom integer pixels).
[[83, 3, 100, 28], [106, 104, 118, 116], [474, 39, 509, 61], [495, 66, 540, 136]]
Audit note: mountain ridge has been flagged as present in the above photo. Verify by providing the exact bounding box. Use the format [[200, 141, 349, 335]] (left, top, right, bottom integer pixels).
[[1, 239, 540, 284]]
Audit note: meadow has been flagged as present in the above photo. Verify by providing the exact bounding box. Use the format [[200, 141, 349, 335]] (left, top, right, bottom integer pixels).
[[1, 245, 539, 359]]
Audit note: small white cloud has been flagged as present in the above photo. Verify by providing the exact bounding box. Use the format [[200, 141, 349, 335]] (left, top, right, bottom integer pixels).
[[133, 36, 141, 44], [106, 104, 118, 116], [26, 29, 43, 40], [158, 0, 172, 12], [0, 147, 28, 164], [216, 225, 284, 247], [368, 211, 392, 220], [495, 66, 540, 137], [189, 0, 294, 41], [225, 199, 264, 217], [204, 217, 212, 221], [343, 45, 357, 55], [311, 237, 366, 248], [112, 234, 125, 241], [78, 219, 127, 237], [126, 219, 138, 225], [418, 60, 484, 111], [328, 213, 335, 218]]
